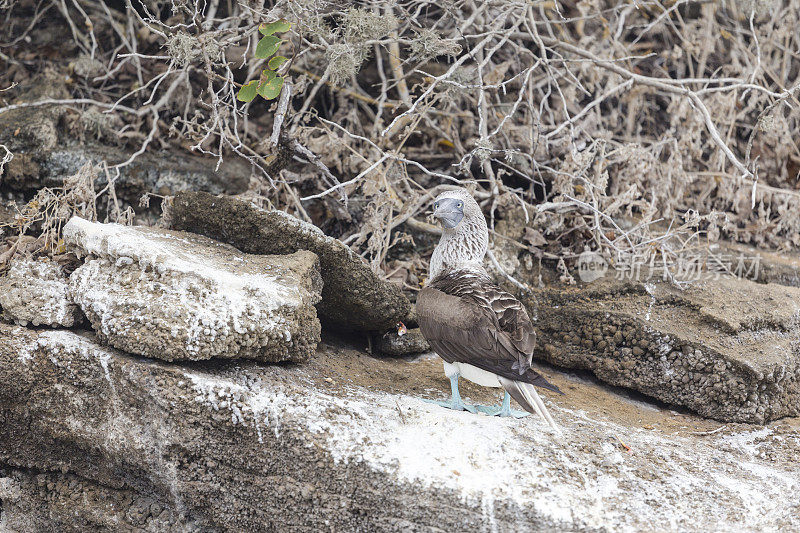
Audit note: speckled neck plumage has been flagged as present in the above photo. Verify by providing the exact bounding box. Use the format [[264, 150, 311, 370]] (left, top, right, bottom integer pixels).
[[428, 206, 488, 280]]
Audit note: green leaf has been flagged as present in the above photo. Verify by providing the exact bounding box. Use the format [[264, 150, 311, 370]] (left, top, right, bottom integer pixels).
[[259, 19, 292, 36], [258, 75, 284, 100], [256, 70, 275, 99], [255, 35, 282, 59], [259, 69, 276, 84], [268, 55, 289, 70], [236, 80, 259, 102]]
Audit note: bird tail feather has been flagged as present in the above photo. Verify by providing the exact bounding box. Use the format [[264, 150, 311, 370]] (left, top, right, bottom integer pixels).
[[498, 376, 560, 432], [528, 372, 564, 395]]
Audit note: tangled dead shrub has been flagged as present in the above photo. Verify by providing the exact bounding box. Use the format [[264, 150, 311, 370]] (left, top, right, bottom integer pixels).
[[0, 163, 134, 271], [0, 0, 799, 285]]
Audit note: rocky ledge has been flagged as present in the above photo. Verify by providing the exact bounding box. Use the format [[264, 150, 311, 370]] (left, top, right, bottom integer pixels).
[[0, 256, 82, 327], [168, 191, 411, 332], [0, 204, 798, 531], [64, 217, 323, 363], [527, 275, 800, 424], [0, 324, 797, 532]]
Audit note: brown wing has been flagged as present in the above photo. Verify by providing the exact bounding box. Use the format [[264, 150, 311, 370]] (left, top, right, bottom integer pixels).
[[416, 271, 561, 394], [485, 285, 536, 373]]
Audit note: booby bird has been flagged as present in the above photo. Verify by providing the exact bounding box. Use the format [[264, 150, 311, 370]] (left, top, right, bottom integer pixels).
[[416, 188, 562, 429]]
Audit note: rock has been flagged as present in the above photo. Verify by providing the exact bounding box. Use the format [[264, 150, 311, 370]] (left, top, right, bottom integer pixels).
[[0, 256, 82, 327], [374, 327, 430, 356], [0, 200, 15, 237], [526, 275, 800, 423], [0, 468, 180, 533], [0, 74, 249, 207], [1, 324, 798, 532], [64, 217, 322, 363], [168, 191, 411, 332], [716, 240, 800, 288], [2, 142, 250, 209], [0, 70, 68, 155]]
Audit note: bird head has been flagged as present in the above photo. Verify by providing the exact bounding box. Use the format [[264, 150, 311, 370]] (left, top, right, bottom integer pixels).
[[428, 188, 488, 278], [431, 189, 481, 230]]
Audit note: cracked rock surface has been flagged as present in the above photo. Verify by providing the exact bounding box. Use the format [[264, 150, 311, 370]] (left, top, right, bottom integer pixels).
[[168, 191, 411, 332], [64, 216, 322, 363], [0, 324, 798, 532], [527, 275, 800, 423], [0, 256, 82, 327]]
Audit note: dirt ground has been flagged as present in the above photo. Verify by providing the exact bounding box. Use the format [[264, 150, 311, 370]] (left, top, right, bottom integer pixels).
[[309, 331, 799, 444]]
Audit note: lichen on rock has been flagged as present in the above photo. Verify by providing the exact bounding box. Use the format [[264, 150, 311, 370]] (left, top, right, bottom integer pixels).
[[64, 216, 323, 363], [0, 256, 82, 327], [1, 324, 798, 532], [168, 191, 411, 332], [528, 275, 800, 423]]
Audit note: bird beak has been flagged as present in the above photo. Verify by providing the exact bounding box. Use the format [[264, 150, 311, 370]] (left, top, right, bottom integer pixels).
[[432, 199, 464, 229]]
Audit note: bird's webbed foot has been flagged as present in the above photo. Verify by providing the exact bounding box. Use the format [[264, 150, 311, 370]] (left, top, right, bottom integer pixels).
[[424, 397, 478, 413], [423, 374, 478, 414], [475, 392, 530, 418]]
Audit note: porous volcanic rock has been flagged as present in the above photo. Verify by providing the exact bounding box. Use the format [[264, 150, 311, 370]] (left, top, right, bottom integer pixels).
[[64, 216, 322, 363], [374, 327, 430, 356], [168, 191, 411, 332], [0, 256, 82, 327], [0, 324, 798, 532], [527, 275, 800, 423]]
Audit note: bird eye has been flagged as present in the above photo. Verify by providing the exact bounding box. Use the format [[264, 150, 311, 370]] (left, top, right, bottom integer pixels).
[[434, 202, 439, 209], [457, 202, 463, 208]]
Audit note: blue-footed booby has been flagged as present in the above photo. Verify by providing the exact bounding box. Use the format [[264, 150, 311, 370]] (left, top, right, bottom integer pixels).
[[416, 188, 561, 429]]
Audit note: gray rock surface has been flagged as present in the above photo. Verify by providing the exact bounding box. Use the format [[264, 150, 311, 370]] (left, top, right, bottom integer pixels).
[[0, 201, 15, 237], [0, 71, 67, 155], [526, 275, 800, 423], [0, 324, 798, 532], [168, 191, 411, 332], [0, 74, 249, 206], [0, 256, 82, 327], [2, 143, 250, 208], [64, 217, 322, 363], [0, 468, 180, 532], [717, 240, 800, 288], [374, 327, 430, 356]]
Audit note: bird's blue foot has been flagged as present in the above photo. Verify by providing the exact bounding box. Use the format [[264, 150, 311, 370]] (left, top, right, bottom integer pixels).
[[475, 392, 530, 418], [424, 374, 477, 413], [424, 397, 477, 413]]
